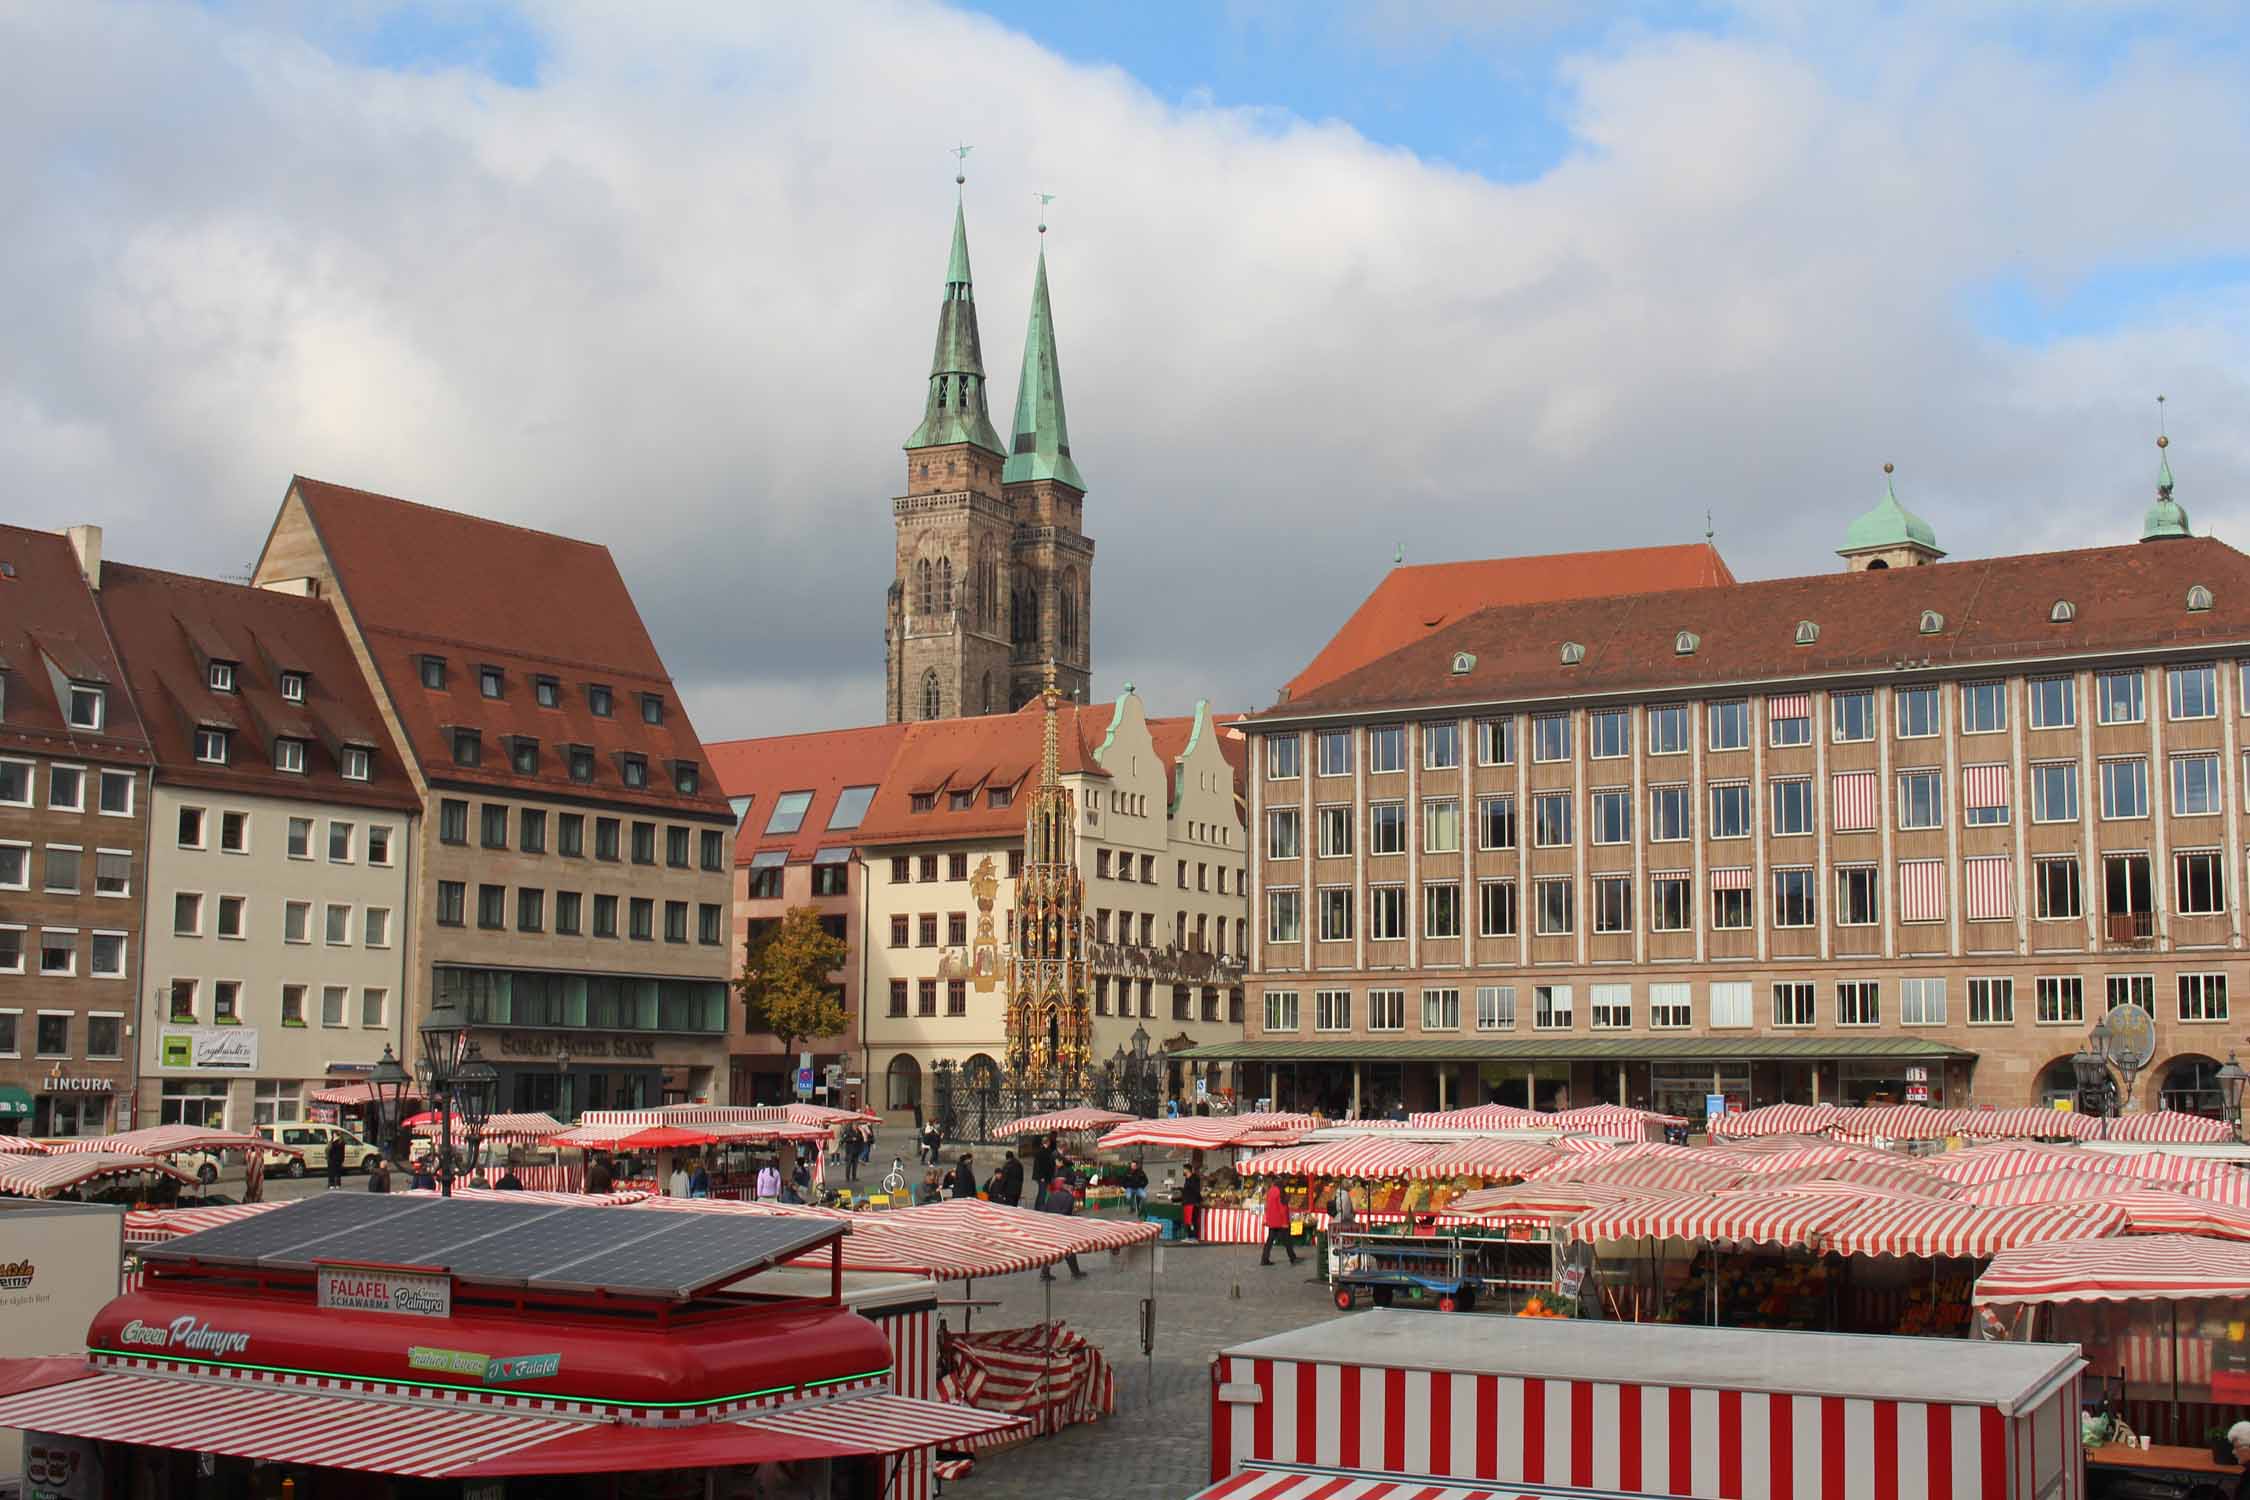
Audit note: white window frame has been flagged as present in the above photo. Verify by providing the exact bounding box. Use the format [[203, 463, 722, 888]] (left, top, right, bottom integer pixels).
[[1477, 718, 1514, 767], [96, 769, 135, 818], [1708, 980, 1753, 1029], [2035, 975, 2085, 1026], [341, 746, 371, 782], [0, 757, 34, 808], [1706, 700, 1749, 752], [1968, 976, 2015, 1025], [38, 931, 77, 979], [2101, 757, 2151, 820], [1900, 976, 1948, 1026], [1646, 704, 1690, 756], [1532, 984, 1573, 1031], [1895, 686, 1940, 739], [2028, 676, 2076, 730], [1649, 784, 1690, 842], [1772, 981, 1815, 1028], [2097, 670, 2146, 726], [1367, 884, 1406, 942], [193, 727, 229, 765], [1960, 680, 2008, 735], [1588, 709, 1629, 761], [2030, 762, 2078, 824], [1313, 989, 1353, 1033], [1649, 982, 1692, 1029], [1770, 778, 1813, 836], [47, 763, 85, 813], [1534, 877, 1574, 936], [1836, 980, 1881, 1027], [1421, 987, 1461, 1032], [2179, 971, 2229, 1023], [1590, 788, 1632, 845], [1708, 781, 1751, 840], [2171, 754, 2223, 817], [1589, 983, 1632, 1030], [1367, 989, 1406, 1032], [2169, 663, 2219, 722], [1366, 725, 1405, 775], [1830, 691, 1875, 744], [1897, 769, 1943, 830], [1475, 985, 1515, 1032], [1531, 713, 1572, 764]]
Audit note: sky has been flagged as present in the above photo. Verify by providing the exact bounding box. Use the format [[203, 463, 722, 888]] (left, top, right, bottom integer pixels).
[[5, 1, 2249, 739]]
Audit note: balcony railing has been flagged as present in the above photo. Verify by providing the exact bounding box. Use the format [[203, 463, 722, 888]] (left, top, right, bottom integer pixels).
[[2103, 910, 2155, 946]]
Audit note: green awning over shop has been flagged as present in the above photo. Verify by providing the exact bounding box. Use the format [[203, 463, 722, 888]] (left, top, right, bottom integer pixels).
[[0, 1084, 33, 1118], [1175, 1036, 1974, 1065]]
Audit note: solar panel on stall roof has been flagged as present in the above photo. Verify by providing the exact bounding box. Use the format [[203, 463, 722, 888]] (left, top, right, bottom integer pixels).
[[138, 1190, 436, 1266], [527, 1213, 844, 1298]]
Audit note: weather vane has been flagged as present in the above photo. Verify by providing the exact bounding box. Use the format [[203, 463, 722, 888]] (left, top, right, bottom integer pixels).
[[952, 143, 973, 188], [1035, 191, 1056, 234]]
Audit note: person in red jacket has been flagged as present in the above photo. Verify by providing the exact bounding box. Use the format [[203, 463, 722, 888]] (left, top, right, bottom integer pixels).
[[1259, 1178, 1300, 1266]]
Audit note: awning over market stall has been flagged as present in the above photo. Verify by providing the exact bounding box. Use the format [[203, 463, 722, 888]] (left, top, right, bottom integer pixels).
[[1405, 1139, 1565, 1182], [1819, 1197, 2128, 1259], [0, 1133, 48, 1156], [2100, 1112, 2236, 1144], [1096, 1113, 1317, 1152], [988, 1106, 1135, 1139], [1407, 1103, 1547, 1129], [0, 1151, 194, 1198], [1570, 1191, 1857, 1249], [1974, 1235, 2250, 1305], [306, 1080, 422, 1109], [1708, 1104, 1843, 1139], [45, 1125, 300, 1160], [1932, 1144, 2246, 1189], [1188, 1468, 1541, 1500], [1237, 1137, 1440, 1179]]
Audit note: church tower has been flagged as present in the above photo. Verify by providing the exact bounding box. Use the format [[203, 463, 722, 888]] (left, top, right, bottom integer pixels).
[[1000, 222, 1095, 710], [886, 180, 1016, 722], [1003, 666, 1093, 1096]]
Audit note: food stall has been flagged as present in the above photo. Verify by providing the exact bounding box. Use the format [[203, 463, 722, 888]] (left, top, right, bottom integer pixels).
[[0, 1191, 1021, 1498], [1199, 1310, 2086, 1500], [0, 1151, 196, 1204], [43, 1124, 303, 1200], [549, 1116, 832, 1197]]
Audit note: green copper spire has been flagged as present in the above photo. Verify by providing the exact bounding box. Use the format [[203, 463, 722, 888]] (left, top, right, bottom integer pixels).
[[1840, 463, 1943, 558], [905, 197, 1006, 457], [2142, 434, 2191, 541], [1003, 239, 1086, 491]]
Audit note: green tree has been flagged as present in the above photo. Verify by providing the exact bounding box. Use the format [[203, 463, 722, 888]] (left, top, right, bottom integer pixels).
[[736, 905, 849, 1057]]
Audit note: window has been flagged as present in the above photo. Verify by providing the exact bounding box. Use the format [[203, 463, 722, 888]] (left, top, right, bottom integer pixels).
[[477, 885, 504, 930], [193, 727, 229, 765], [1708, 699, 1749, 751], [1477, 718, 1514, 766], [2034, 858, 2082, 920], [1591, 789, 1632, 845], [589, 684, 614, 717], [1267, 889, 1302, 943], [1316, 806, 1353, 858], [1477, 796, 1515, 850], [1961, 680, 2007, 734], [1647, 704, 1689, 756], [2180, 972, 2229, 1022], [173, 891, 202, 935], [2036, 976, 2084, 1025], [673, 761, 699, 795], [1590, 984, 1632, 1029], [1709, 782, 1751, 838], [1969, 977, 2015, 1025], [1534, 877, 1574, 935], [698, 903, 724, 946], [1477, 880, 1516, 937], [66, 684, 104, 730], [2030, 677, 2076, 729], [1711, 882, 1752, 929], [1837, 981, 1880, 1026], [42, 766, 86, 815], [1423, 882, 1461, 939], [596, 818, 621, 861], [2170, 663, 2219, 721], [1267, 735, 1301, 779], [451, 729, 480, 766], [1532, 791, 1573, 847], [1645, 982, 1691, 1029], [1364, 885, 1405, 941], [1367, 725, 1404, 774], [0, 760, 27, 806], [1423, 721, 1460, 770], [359, 988, 386, 1028], [210, 810, 245, 854], [1649, 784, 1690, 842], [1770, 701, 1810, 747], [435, 883, 464, 927], [1266, 809, 1300, 858], [766, 791, 813, 835], [472, 804, 505, 850], [1771, 779, 1813, 836], [1835, 865, 1879, 926], [2172, 755, 2223, 816], [1592, 875, 1632, 933], [319, 902, 350, 945], [700, 829, 726, 871], [1773, 867, 1815, 927], [1773, 982, 1816, 1027], [566, 745, 595, 783], [437, 801, 466, 846], [39, 932, 74, 977], [1830, 691, 1874, 743], [95, 850, 128, 897], [209, 980, 241, 1024], [1365, 801, 1404, 855], [512, 887, 543, 933], [1532, 713, 1572, 763], [641, 692, 665, 725], [419, 655, 447, 689], [2031, 763, 2078, 823], [36, 1010, 71, 1054], [1318, 888, 1354, 942], [1589, 708, 1629, 760], [666, 826, 690, 868], [1315, 730, 1352, 777], [1703, 981, 1751, 1028], [1263, 990, 1300, 1031], [1901, 977, 1947, 1025], [1476, 985, 1515, 1031], [0, 844, 22, 891], [278, 670, 305, 704], [216, 894, 244, 939], [1650, 874, 1691, 931], [629, 897, 654, 941], [2176, 849, 2226, 914], [2109, 975, 2155, 1013], [2101, 758, 2150, 819], [96, 769, 133, 816], [272, 737, 308, 774], [89, 933, 124, 978], [1896, 685, 1939, 738], [1533, 984, 1573, 1030], [1422, 797, 1460, 853], [1420, 987, 1460, 1031], [593, 894, 618, 939], [1962, 765, 2009, 827], [621, 755, 648, 789], [2068, 673, 2135, 735], [1896, 770, 1942, 829], [279, 984, 307, 1027], [631, 822, 656, 865], [664, 900, 688, 943]]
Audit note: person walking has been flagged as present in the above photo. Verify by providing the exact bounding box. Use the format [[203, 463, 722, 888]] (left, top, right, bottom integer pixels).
[[1032, 1134, 1058, 1189], [325, 1134, 346, 1191], [755, 1159, 782, 1200], [1038, 1176, 1087, 1280], [841, 1126, 862, 1184], [1260, 1178, 1300, 1266], [1180, 1163, 1203, 1241], [1330, 1177, 1357, 1232], [947, 1152, 978, 1200]]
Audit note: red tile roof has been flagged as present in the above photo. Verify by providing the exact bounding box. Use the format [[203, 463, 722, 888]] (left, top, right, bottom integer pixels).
[[283, 477, 731, 820], [707, 722, 911, 865], [96, 561, 419, 812], [1272, 539, 2250, 720], [0, 525, 152, 765], [1284, 542, 1735, 699]]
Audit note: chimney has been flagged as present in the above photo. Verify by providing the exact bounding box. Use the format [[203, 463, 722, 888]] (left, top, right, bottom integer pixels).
[[65, 524, 102, 590], [259, 577, 321, 599]]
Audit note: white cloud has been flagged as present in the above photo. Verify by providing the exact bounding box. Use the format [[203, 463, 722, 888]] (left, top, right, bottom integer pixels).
[[2, 1, 2247, 737]]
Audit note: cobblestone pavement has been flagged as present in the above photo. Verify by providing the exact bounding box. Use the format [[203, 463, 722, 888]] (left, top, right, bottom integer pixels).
[[954, 1236, 1347, 1500]]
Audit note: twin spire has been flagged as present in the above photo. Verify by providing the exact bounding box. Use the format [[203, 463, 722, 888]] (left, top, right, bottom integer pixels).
[[904, 184, 1083, 492]]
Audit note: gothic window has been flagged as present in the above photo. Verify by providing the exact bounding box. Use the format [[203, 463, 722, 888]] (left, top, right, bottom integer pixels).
[[937, 557, 954, 612], [916, 558, 933, 614], [982, 673, 994, 714], [1060, 571, 1082, 654], [921, 670, 942, 720], [1012, 578, 1039, 649]]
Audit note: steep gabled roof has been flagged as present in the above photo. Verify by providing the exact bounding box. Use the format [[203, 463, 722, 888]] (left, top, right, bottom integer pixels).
[[705, 722, 911, 866], [1284, 542, 1735, 699], [0, 525, 152, 765]]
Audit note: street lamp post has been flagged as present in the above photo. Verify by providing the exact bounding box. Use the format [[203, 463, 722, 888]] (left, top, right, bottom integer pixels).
[[417, 996, 476, 1197], [366, 1045, 411, 1172], [2218, 1053, 2249, 1144], [2071, 1044, 2113, 1141], [554, 1042, 574, 1122]]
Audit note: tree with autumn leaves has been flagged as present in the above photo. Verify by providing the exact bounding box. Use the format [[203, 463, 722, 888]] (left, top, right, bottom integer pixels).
[[735, 905, 849, 1057]]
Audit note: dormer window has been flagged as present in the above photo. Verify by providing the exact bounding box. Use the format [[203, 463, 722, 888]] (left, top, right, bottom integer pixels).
[[340, 746, 371, 782], [479, 666, 505, 700], [620, 753, 648, 789], [589, 684, 614, 718], [1559, 642, 1586, 666], [2188, 584, 2214, 612], [910, 793, 936, 813], [534, 675, 560, 709], [510, 737, 540, 775], [1674, 630, 1700, 656], [419, 655, 447, 690], [2049, 600, 2075, 624], [1795, 620, 1819, 646], [452, 728, 482, 767], [1918, 610, 1945, 635], [274, 737, 306, 774], [641, 693, 665, 725], [66, 684, 104, 731], [673, 761, 699, 795], [194, 727, 230, 765], [1450, 652, 1476, 675], [567, 745, 595, 783], [949, 789, 974, 811], [989, 786, 1014, 809], [208, 660, 236, 693], [279, 671, 306, 703]]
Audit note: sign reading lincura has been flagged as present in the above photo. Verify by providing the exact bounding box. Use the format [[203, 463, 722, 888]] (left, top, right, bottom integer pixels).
[[117, 1316, 251, 1357], [317, 1266, 452, 1319]]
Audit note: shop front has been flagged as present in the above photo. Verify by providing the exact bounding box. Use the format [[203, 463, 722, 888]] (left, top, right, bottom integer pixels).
[[487, 1028, 721, 1119], [31, 1068, 122, 1138]]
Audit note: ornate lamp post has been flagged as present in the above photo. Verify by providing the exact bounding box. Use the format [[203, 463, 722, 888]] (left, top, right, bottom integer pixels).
[[454, 1041, 498, 1183], [554, 1041, 574, 1122], [2218, 1053, 2248, 1143], [417, 995, 474, 1197], [2070, 1044, 2114, 1141], [366, 1044, 411, 1171]]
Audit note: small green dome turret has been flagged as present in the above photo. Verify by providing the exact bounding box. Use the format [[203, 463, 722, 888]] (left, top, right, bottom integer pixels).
[[1838, 464, 1944, 569], [2141, 435, 2191, 542]]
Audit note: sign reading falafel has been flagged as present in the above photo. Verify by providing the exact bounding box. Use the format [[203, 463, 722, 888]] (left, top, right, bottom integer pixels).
[[408, 1345, 562, 1384], [318, 1267, 451, 1319]]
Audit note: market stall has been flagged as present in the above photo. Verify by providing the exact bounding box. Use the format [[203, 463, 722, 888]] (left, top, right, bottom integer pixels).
[[989, 1105, 1136, 1139], [0, 1152, 196, 1203], [45, 1124, 302, 1200], [550, 1116, 832, 1197], [0, 1134, 49, 1156]]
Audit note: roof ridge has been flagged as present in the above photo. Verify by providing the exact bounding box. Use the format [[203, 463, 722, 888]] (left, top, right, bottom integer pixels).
[[293, 475, 612, 555], [103, 558, 326, 608], [357, 621, 677, 684]]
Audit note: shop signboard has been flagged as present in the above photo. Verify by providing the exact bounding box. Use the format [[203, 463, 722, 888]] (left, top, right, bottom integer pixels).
[[1, 1202, 122, 1482], [1705, 1094, 1726, 1124], [23, 1431, 102, 1499], [317, 1266, 452, 1319], [158, 1026, 259, 1072]]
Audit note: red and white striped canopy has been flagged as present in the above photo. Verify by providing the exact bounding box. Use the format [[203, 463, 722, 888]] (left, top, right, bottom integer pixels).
[[1957, 1172, 2250, 1236], [1717, 1140, 1912, 1173], [1933, 1143, 2246, 1189], [1832, 1106, 1974, 1142], [1975, 1234, 2250, 1305], [1532, 1143, 1751, 1195], [551, 1119, 830, 1149], [1407, 1104, 1547, 1130], [47, 1125, 300, 1159], [1191, 1469, 1548, 1500], [0, 1135, 47, 1156], [734, 1392, 1022, 1453], [1551, 1104, 1688, 1137], [1570, 1190, 1857, 1249], [1238, 1138, 1440, 1179], [988, 1106, 1136, 1139], [1096, 1113, 1317, 1152], [1953, 1108, 2097, 1142], [1820, 1196, 2128, 1259], [410, 1111, 568, 1144], [0, 1372, 570, 1478], [1404, 1139, 1565, 1183], [2102, 1188, 2250, 1241], [306, 1081, 422, 1108], [909, 1197, 1160, 1257], [122, 1200, 285, 1244], [1444, 1181, 1692, 1227], [1748, 1159, 1960, 1196], [2102, 1111, 2236, 1144], [1707, 1104, 1843, 1139], [0, 1151, 194, 1199]]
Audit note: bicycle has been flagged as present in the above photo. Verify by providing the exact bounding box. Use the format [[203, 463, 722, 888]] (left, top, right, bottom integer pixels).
[[880, 1157, 910, 1197]]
